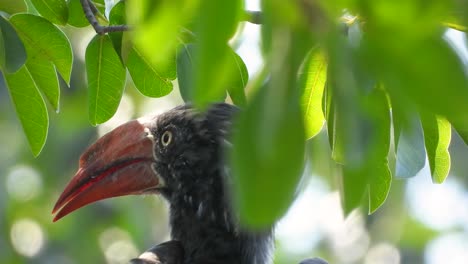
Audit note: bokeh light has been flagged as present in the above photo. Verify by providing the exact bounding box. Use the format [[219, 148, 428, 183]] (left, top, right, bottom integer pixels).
[[277, 177, 328, 254], [406, 165, 468, 230], [99, 227, 139, 264], [139, 86, 183, 117], [10, 219, 45, 258], [365, 243, 401, 264], [328, 210, 370, 263], [6, 165, 42, 202], [425, 233, 468, 264]]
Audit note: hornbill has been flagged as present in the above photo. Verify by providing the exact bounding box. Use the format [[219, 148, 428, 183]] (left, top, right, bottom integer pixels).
[[52, 103, 328, 264]]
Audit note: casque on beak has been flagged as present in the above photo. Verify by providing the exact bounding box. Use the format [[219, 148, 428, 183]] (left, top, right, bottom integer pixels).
[[52, 120, 161, 222]]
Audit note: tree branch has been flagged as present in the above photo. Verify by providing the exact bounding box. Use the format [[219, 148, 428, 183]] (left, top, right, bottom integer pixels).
[[80, 0, 131, 35], [81, 1, 261, 34]]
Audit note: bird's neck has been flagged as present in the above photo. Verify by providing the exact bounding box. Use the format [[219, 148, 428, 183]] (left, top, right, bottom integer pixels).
[[168, 168, 235, 236], [165, 168, 274, 264], [166, 169, 243, 263]]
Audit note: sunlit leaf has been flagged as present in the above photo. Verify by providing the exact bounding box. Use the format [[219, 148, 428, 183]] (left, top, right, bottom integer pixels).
[[393, 112, 426, 178], [10, 14, 73, 84], [4, 66, 48, 156], [300, 50, 327, 139], [30, 0, 68, 25], [0, 16, 26, 73], [26, 59, 60, 111], [420, 113, 451, 184], [86, 34, 126, 125], [0, 0, 27, 14], [127, 47, 174, 98], [368, 162, 391, 213], [67, 0, 89, 28]]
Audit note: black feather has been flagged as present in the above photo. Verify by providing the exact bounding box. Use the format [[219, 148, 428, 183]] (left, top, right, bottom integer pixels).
[[134, 103, 327, 264]]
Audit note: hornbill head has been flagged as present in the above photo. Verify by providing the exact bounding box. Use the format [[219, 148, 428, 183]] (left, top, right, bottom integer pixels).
[[52, 102, 328, 264], [53, 103, 237, 221]]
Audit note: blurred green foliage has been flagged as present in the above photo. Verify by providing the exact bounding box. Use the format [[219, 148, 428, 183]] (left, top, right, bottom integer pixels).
[[0, 0, 468, 263]]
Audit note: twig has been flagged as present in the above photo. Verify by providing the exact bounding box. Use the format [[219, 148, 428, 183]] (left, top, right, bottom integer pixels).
[[80, 0, 131, 34], [81, 1, 260, 34], [88, 0, 99, 15]]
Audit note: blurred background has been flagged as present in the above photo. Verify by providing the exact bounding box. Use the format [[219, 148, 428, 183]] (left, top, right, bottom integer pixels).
[[1, 0, 468, 263]]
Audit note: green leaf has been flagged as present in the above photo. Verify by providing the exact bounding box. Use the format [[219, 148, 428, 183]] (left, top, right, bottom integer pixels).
[[130, 0, 200, 72], [420, 114, 451, 184], [341, 166, 367, 215], [368, 162, 391, 213], [361, 33, 468, 142], [453, 125, 468, 146], [67, 0, 89, 28], [226, 50, 248, 107], [4, 66, 49, 156], [26, 59, 60, 111], [231, 84, 305, 228], [10, 14, 73, 84], [178, 45, 247, 106], [231, 0, 310, 227], [444, 17, 467, 31], [178, 46, 248, 106], [393, 113, 426, 178], [127, 46, 174, 98], [326, 27, 392, 214], [192, 0, 243, 107], [0, 15, 26, 73], [86, 34, 126, 125], [0, 0, 27, 14], [444, 1, 468, 32], [300, 50, 327, 139], [109, 1, 126, 56], [30, 0, 68, 25], [338, 88, 392, 214], [363, 88, 392, 214], [177, 43, 227, 103], [176, 43, 195, 102]]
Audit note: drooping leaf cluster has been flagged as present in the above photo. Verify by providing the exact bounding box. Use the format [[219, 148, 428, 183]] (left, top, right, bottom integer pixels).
[[0, 0, 467, 228]]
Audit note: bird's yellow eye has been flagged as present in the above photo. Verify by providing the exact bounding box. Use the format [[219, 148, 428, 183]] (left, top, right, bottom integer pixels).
[[161, 131, 172, 147]]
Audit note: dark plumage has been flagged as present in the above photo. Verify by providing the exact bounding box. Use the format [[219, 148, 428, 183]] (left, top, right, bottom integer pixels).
[[53, 103, 327, 264], [144, 103, 273, 263]]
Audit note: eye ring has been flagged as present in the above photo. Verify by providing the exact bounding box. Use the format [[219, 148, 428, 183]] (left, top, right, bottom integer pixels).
[[161, 130, 172, 147]]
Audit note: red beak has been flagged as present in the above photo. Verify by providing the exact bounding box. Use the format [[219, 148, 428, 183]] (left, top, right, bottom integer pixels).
[[52, 120, 160, 222]]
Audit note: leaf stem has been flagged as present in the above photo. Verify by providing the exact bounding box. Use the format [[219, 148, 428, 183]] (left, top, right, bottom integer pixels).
[[80, 0, 131, 34]]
